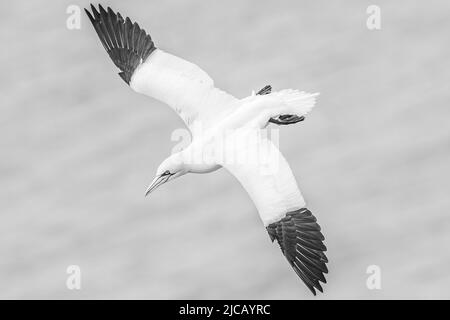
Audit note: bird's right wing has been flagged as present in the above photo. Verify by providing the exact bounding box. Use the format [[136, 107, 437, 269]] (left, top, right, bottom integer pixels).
[[85, 5, 239, 133], [218, 129, 328, 295]]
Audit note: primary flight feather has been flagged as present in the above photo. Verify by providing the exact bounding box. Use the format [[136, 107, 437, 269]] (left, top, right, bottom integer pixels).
[[85, 4, 327, 295]]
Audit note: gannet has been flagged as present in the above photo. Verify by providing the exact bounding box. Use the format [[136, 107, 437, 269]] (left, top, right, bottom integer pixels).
[[85, 4, 328, 295]]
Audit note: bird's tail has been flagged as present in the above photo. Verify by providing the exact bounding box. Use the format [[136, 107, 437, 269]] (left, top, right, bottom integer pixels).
[[84, 4, 156, 84], [257, 85, 317, 125], [274, 89, 319, 118]]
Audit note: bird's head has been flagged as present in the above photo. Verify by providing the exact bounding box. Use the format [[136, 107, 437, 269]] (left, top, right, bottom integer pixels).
[[145, 153, 188, 196]]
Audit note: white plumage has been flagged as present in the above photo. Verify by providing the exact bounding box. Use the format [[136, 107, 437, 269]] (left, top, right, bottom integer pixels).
[[131, 49, 239, 131], [85, 4, 328, 295], [218, 130, 306, 226]]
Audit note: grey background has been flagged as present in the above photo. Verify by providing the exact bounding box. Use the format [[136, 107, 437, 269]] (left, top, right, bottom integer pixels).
[[1, 0, 449, 299]]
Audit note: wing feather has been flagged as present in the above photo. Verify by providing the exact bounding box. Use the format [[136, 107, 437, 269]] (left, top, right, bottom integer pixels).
[[267, 209, 328, 295], [218, 130, 304, 226], [85, 5, 238, 133], [218, 130, 327, 294]]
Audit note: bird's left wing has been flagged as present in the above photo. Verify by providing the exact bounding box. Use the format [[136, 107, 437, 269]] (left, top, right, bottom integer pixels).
[[85, 5, 238, 132], [217, 129, 328, 295]]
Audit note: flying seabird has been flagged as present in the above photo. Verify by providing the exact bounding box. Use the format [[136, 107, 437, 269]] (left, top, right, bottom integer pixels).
[[85, 4, 328, 295]]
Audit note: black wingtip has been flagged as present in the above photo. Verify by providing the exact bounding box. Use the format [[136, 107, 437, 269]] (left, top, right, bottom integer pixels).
[[98, 4, 107, 15], [84, 4, 156, 85], [84, 8, 92, 18], [257, 85, 272, 96], [267, 208, 328, 295], [90, 3, 100, 18], [84, 8, 94, 25], [118, 71, 131, 84]]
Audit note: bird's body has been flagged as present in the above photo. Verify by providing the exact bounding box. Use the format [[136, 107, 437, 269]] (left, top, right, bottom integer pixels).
[[85, 4, 328, 295]]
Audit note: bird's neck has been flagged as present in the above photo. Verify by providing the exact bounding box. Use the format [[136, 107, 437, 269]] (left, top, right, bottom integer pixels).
[[178, 146, 221, 174]]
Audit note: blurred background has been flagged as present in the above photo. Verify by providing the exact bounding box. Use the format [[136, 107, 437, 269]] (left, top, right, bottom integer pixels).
[[1, 0, 449, 299]]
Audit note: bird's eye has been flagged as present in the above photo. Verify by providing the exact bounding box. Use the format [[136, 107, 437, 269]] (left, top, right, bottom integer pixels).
[[163, 170, 171, 175]]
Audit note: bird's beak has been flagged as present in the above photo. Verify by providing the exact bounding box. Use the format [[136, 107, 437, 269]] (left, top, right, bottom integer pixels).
[[145, 173, 171, 196]]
